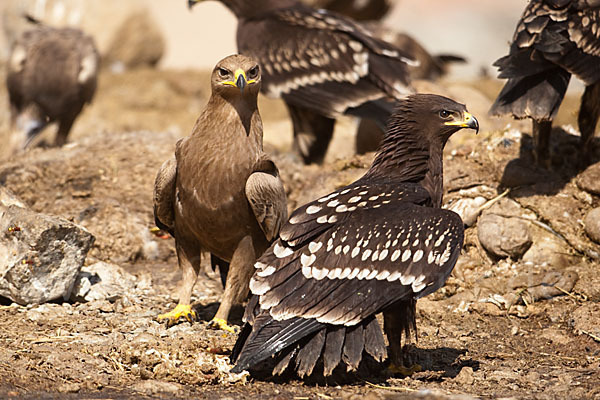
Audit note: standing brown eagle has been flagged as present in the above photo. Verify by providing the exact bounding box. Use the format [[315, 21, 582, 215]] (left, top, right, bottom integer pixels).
[[188, 0, 415, 164], [153, 55, 287, 332], [230, 94, 478, 377], [6, 23, 99, 152], [489, 0, 600, 167]]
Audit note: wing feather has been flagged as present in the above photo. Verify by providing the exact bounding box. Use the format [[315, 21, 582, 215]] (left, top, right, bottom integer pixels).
[[246, 157, 288, 242], [153, 156, 177, 236]]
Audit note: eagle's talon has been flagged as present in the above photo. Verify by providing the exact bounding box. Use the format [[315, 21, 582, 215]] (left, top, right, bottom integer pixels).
[[207, 318, 237, 333], [157, 304, 197, 327], [388, 363, 422, 377]]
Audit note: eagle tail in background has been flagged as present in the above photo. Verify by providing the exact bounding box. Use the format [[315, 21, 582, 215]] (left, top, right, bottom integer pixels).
[[489, 64, 571, 121]]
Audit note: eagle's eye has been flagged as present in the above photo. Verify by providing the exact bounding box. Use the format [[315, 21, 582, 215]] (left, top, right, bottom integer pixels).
[[248, 66, 259, 79], [218, 67, 229, 78], [439, 110, 451, 119]]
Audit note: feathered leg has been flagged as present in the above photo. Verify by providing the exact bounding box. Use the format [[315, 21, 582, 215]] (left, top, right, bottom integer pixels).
[[55, 113, 77, 147], [383, 299, 419, 376], [157, 241, 201, 327], [532, 119, 552, 169], [578, 81, 600, 167], [286, 103, 335, 165], [210, 235, 256, 333]]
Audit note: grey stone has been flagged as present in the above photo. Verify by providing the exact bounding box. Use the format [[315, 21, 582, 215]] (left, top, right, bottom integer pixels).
[[0, 204, 94, 304], [70, 261, 136, 302], [584, 208, 600, 244], [478, 213, 532, 259]]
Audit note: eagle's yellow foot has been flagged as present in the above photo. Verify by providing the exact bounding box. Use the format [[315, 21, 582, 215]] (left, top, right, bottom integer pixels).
[[207, 317, 237, 334], [157, 304, 196, 328], [388, 363, 422, 376]]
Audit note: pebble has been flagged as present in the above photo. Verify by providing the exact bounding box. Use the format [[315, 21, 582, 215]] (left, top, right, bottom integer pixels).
[[455, 366, 475, 385], [577, 163, 600, 195], [478, 214, 532, 259], [584, 208, 600, 244]]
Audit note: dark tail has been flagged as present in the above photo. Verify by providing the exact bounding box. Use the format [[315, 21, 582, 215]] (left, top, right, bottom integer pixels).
[[231, 314, 387, 377], [210, 254, 229, 289], [230, 314, 323, 374], [490, 67, 571, 121]]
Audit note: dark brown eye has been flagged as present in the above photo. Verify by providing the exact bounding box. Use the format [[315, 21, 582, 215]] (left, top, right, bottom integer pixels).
[[247, 66, 259, 79], [218, 67, 229, 78], [439, 110, 451, 119]]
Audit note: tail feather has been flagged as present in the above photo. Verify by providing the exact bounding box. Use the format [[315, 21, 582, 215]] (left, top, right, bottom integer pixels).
[[273, 346, 297, 375], [322, 326, 346, 376], [295, 329, 326, 378], [230, 322, 252, 364], [489, 67, 571, 120], [363, 316, 387, 362], [342, 325, 365, 371], [210, 254, 229, 289], [231, 314, 323, 373]]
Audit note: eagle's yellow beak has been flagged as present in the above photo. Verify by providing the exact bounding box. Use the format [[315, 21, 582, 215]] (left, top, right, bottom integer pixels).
[[221, 69, 256, 93], [445, 111, 479, 133]]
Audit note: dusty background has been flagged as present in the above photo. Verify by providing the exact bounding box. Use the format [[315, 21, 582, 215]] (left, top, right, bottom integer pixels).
[[0, 1, 599, 399]]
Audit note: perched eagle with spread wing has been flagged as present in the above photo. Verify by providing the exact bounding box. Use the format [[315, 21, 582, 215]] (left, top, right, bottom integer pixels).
[[6, 22, 99, 152], [188, 0, 416, 164], [489, 0, 600, 167], [230, 94, 479, 377]]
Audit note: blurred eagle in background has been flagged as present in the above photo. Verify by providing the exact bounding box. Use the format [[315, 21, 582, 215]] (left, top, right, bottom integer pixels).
[[6, 18, 99, 152]]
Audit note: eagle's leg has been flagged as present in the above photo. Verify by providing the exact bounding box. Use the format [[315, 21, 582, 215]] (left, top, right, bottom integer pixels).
[[157, 242, 200, 327], [578, 81, 600, 168], [383, 301, 421, 376], [55, 114, 76, 147], [532, 119, 552, 169], [208, 235, 256, 333], [286, 103, 336, 165]]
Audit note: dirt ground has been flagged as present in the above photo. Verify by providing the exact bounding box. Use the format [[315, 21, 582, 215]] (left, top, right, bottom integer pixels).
[[0, 66, 599, 399]]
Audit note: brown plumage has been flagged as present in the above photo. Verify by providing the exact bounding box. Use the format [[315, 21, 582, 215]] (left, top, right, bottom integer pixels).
[[230, 94, 479, 377], [153, 55, 287, 331], [189, 0, 415, 164], [489, 0, 600, 167], [6, 23, 99, 152]]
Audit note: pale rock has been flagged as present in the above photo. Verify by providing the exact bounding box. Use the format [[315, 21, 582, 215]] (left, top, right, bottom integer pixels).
[[0, 204, 94, 304], [70, 261, 137, 302]]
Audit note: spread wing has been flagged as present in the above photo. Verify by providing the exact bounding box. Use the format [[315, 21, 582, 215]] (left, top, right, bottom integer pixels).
[[153, 156, 177, 236], [246, 156, 288, 242], [237, 5, 415, 117]]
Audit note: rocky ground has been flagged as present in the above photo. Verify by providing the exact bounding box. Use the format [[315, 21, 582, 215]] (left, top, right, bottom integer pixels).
[[0, 66, 599, 399]]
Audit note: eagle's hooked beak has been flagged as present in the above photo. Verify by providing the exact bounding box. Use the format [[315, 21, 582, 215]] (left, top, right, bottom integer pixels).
[[235, 69, 247, 94], [188, 0, 199, 10], [445, 111, 479, 134]]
